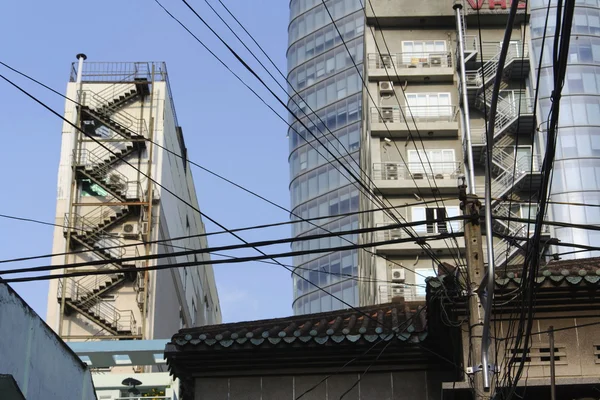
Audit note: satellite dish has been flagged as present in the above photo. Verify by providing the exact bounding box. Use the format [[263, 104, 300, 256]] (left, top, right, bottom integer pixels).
[[122, 377, 142, 396]]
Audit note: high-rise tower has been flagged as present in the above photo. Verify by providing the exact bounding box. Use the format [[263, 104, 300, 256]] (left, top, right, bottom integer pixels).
[[46, 57, 221, 340], [288, 0, 365, 314]]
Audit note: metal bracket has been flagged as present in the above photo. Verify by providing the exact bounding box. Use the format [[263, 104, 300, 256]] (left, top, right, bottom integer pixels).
[[466, 364, 497, 375]]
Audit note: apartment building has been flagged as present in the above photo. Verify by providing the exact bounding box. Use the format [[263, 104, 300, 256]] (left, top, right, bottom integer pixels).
[[288, 0, 600, 313], [46, 57, 221, 342]]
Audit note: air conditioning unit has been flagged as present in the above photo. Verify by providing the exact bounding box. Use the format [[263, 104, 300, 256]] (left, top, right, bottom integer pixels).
[[122, 223, 140, 239], [390, 283, 405, 297], [381, 106, 395, 122], [380, 54, 393, 68], [384, 163, 398, 179], [391, 268, 406, 282], [389, 228, 403, 240], [430, 56, 443, 66], [379, 81, 394, 96]]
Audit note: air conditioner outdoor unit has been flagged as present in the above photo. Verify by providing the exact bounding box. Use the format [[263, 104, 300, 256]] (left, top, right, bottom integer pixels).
[[390, 283, 405, 297], [430, 56, 443, 66], [381, 106, 395, 122], [380, 54, 393, 68], [122, 223, 140, 239], [389, 228, 402, 240], [385, 163, 398, 179], [379, 81, 394, 96], [391, 268, 406, 282]]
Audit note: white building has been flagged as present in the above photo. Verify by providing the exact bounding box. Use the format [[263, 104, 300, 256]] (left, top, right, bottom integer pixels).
[[46, 56, 221, 342]]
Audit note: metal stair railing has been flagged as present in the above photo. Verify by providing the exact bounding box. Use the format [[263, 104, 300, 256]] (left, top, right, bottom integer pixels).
[[57, 279, 136, 334], [94, 82, 138, 106], [76, 148, 131, 198], [64, 213, 126, 260], [465, 42, 528, 90], [79, 90, 148, 138]]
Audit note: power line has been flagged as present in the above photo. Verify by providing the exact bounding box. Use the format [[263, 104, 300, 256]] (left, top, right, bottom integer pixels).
[[0, 72, 375, 324], [0, 231, 460, 285], [0, 198, 454, 265], [316, 0, 466, 268], [0, 216, 466, 278], [0, 61, 462, 287], [349, 0, 467, 268], [172, 0, 460, 275]]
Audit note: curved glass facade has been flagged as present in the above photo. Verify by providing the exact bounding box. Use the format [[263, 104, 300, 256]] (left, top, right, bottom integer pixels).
[[287, 0, 364, 314], [531, 0, 600, 258]]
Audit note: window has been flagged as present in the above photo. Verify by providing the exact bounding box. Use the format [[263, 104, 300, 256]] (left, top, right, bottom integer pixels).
[[407, 149, 456, 176], [401, 40, 447, 64], [405, 93, 452, 119], [412, 206, 460, 234]]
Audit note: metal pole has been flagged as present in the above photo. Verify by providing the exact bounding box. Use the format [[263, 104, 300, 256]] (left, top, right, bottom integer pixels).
[[481, 0, 521, 389], [549, 326, 556, 400], [453, 1, 477, 194], [58, 53, 87, 337]]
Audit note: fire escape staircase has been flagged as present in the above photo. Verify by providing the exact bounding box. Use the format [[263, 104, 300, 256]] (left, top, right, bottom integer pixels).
[[59, 82, 151, 336], [455, 28, 543, 267]]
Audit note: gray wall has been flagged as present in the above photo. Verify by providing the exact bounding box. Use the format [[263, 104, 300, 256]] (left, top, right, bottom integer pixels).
[[195, 371, 441, 400], [0, 284, 96, 400]]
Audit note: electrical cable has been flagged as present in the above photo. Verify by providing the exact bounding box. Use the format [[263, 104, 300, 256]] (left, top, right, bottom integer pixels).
[[316, 0, 466, 269], [0, 230, 463, 285], [2, 57, 464, 318], [353, 0, 468, 269], [175, 0, 459, 279], [0, 72, 384, 326], [0, 198, 455, 265], [0, 216, 466, 278]]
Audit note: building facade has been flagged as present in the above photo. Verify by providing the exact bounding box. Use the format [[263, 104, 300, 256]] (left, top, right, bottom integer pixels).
[[46, 58, 221, 343], [530, 0, 600, 259], [287, 0, 599, 314]]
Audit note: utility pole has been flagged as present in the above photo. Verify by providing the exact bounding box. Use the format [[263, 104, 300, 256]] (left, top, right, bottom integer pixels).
[[459, 177, 491, 400]]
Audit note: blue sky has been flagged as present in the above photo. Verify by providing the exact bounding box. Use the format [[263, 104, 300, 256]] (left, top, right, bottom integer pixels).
[[0, 0, 294, 323]]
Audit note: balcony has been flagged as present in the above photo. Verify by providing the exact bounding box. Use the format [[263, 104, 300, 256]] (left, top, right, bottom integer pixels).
[[372, 162, 462, 195], [369, 105, 459, 138], [367, 52, 454, 82], [374, 222, 465, 255]]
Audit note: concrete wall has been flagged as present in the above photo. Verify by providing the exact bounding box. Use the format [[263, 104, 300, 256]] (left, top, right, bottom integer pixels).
[[195, 370, 441, 400], [0, 283, 96, 400]]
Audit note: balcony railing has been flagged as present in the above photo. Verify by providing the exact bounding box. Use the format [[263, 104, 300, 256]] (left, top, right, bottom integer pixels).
[[367, 52, 453, 69], [370, 105, 458, 124], [373, 162, 462, 181], [375, 221, 463, 242]]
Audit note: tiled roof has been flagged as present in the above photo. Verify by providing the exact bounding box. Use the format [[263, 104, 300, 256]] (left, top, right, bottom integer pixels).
[[429, 257, 600, 290], [169, 302, 427, 350]]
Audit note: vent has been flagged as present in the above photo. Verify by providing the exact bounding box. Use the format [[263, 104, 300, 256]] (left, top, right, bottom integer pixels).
[[506, 345, 567, 365], [379, 81, 394, 96]]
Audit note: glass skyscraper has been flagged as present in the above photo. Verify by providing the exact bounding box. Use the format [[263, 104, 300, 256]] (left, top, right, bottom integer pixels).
[[287, 0, 365, 314], [530, 0, 600, 258]]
